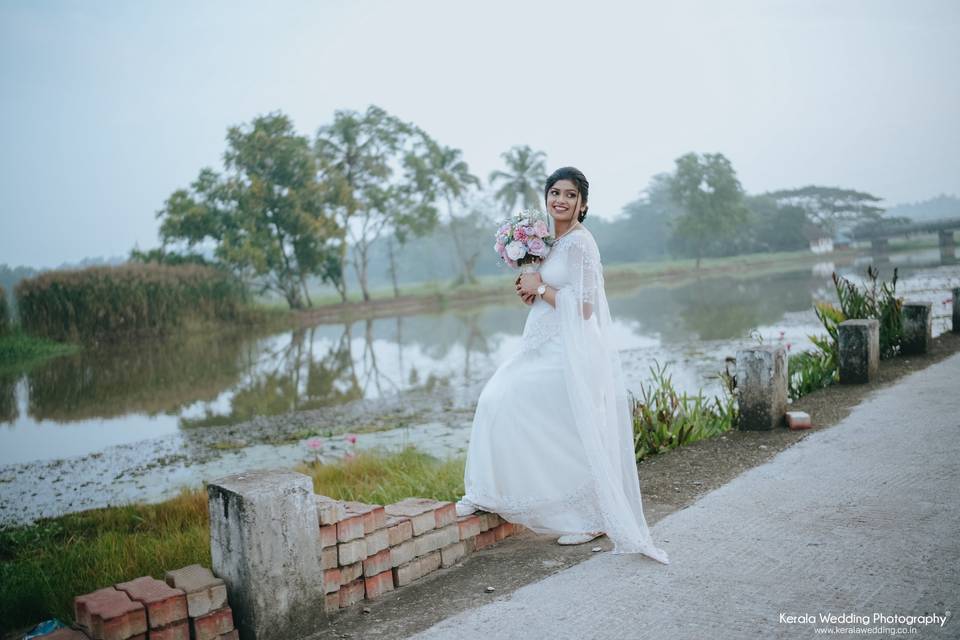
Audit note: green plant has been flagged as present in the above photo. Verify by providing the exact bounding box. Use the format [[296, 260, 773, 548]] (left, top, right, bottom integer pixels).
[[831, 266, 903, 359], [631, 360, 737, 461], [787, 347, 838, 400]]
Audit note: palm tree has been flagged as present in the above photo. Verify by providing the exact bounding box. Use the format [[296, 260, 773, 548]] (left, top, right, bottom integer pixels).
[[488, 145, 547, 214], [428, 143, 482, 285]]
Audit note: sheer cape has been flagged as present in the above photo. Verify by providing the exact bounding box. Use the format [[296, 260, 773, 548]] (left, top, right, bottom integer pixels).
[[549, 228, 669, 563]]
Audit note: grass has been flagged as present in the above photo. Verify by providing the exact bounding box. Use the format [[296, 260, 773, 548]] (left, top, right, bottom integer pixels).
[[0, 446, 465, 628], [0, 330, 78, 372]]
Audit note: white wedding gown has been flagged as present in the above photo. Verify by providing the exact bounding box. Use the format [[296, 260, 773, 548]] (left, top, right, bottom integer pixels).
[[462, 228, 669, 564]]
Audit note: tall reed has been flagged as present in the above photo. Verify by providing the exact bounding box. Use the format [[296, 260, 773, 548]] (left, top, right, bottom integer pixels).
[[15, 264, 247, 342]]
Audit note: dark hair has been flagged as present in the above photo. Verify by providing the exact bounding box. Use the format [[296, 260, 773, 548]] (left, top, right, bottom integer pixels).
[[544, 167, 589, 222]]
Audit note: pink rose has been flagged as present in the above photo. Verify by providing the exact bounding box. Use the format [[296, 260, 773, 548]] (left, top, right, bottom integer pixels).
[[533, 220, 549, 237], [514, 226, 527, 242], [527, 237, 547, 257]]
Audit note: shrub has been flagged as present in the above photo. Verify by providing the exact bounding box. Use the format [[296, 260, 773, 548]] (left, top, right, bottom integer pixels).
[[15, 263, 247, 342], [632, 360, 738, 461]]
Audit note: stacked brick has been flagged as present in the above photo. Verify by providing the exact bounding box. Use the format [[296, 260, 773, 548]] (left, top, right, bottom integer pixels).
[[70, 566, 237, 640], [317, 494, 522, 614]]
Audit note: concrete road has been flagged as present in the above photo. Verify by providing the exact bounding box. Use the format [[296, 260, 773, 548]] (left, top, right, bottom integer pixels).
[[413, 352, 960, 639]]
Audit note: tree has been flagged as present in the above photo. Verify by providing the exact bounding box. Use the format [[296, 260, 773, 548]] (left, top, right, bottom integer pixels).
[[314, 106, 442, 302], [668, 152, 750, 269], [488, 145, 547, 214], [157, 112, 342, 309], [424, 142, 482, 285], [763, 186, 884, 236]]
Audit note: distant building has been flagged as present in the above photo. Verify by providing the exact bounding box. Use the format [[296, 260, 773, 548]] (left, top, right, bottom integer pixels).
[[809, 236, 834, 254]]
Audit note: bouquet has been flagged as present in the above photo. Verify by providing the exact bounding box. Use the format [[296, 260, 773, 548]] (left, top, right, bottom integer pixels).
[[494, 209, 554, 273]]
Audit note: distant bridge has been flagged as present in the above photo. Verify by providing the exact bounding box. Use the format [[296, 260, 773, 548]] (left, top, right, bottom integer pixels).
[[851, 217, 960, 259]]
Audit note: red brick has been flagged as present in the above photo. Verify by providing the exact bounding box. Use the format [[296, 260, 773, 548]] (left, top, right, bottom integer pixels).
[[392, 559, 422, 587], [390, 538, 416, 568], [456, 514, 482, 540], [440, 541, 466, 568], [433, 502, 456, 528], [363, 570, 395, 600], [340, 560, 363, 585], [190, 606, 234, 640], [474, 530, 495, 550], [323, 568, 341, 594], [338, 538, 368, 564], [323, 592, 340, 614], [462, 536, 477, 553], [363, 548, 392, 577], [338, 578, 365, 608], [786, 410, 812, 430], [321, 546, 338, 570], [386, 516, 413, 546], [384, 499, 436, 535], [343, 501, 387, 533], [336, 514, 365, 542], [315, 495, 346, 525], [365, 527, 390, 556], [218, 631, 239, 640], [319, 523, 338, 548], [419, 550, 441, 576], [163, 565, 227, 618], [75, 587, 147, 640], [493, 522, 509, 541], [147, 620, 189, 640], [39, 630, 90, 640], [115, 576, 187, 628]]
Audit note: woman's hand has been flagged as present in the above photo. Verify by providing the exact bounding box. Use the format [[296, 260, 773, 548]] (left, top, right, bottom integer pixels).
[[514, 276, 536, 305], [517, 273, 542, 297]]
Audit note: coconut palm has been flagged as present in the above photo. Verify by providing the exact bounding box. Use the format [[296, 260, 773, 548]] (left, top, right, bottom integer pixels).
[[488, 145, 547, 214], [427, 143, 483, 285]]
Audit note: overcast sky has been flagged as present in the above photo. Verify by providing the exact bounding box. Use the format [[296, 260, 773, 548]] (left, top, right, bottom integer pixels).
[[1, 0, 958, 269]]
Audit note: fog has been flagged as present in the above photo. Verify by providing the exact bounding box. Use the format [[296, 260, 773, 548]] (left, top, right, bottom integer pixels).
[[1, 0, 958, 268]]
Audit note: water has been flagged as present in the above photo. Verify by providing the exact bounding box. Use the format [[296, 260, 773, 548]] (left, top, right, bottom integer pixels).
[[1, 249, 957, 467]]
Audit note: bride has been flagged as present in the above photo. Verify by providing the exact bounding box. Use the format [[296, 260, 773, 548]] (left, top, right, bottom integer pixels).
[[455, 167, 669, 564]]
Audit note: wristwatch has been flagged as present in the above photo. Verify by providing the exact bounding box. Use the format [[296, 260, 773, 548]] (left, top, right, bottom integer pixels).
[[536, 284, 547, 298]]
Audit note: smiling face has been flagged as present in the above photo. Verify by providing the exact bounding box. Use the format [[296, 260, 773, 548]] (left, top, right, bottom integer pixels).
[[545, 179, 585, 226]]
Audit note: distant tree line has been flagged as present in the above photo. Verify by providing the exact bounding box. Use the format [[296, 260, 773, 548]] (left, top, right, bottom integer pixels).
[[129, 105, 911, 307]]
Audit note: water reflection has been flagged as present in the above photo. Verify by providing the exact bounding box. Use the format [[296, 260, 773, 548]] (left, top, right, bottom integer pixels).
[[1, 248, 957, 466]]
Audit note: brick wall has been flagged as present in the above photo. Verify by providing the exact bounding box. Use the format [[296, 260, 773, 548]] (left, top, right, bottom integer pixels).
[[59, 494, 522, 638]]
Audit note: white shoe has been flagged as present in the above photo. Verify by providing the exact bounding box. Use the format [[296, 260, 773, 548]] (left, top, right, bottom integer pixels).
[[556, 531, 604, 545], [455, 498, 478, 517]]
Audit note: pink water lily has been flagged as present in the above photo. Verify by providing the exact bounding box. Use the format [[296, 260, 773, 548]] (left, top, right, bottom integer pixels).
[[306, 438, 324, 451], [345, 434, 358, 445]]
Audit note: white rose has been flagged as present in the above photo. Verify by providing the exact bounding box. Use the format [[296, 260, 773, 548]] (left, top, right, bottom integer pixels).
[[505, 241, 527, 261]]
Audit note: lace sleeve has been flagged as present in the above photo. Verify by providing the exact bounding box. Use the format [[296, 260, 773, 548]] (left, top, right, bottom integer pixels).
[[556, 234, 601, 320]]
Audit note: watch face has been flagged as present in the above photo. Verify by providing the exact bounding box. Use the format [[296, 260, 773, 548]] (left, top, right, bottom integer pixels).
[[537, 284, 546, 295]]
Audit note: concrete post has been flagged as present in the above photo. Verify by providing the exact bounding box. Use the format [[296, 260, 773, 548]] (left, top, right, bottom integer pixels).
[[735, 345, 787, 430], [208, 470, 324, 640], [838, 319, 879, 384], [953, 288, 959, 334], [900, 301, 932, 356], [938, 230, 956, 263]]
